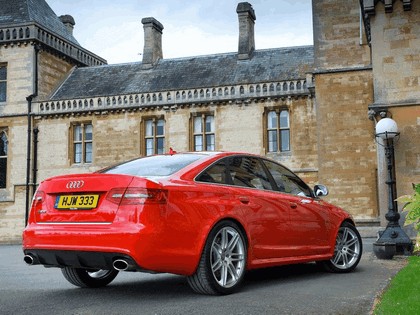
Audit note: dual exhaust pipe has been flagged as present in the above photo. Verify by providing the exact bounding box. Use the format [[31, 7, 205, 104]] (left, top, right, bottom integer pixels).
[[112, 259, 134, 271], [24, 254, 135, 271], [24, 254, 35, 265]]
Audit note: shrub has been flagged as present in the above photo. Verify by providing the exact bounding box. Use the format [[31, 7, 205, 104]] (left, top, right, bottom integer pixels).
[[397, 183, 420, 253]]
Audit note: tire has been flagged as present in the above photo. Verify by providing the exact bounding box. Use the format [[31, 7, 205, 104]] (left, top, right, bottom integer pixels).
[[187, 221, 247, 295], [321, 222, 363, 273], [61, 267, 119, 288]]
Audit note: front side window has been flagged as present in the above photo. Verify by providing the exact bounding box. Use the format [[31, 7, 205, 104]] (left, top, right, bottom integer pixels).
[[0, 130, 8, 188], [193, 113, 215, 151], [196, 156, 273, 190], [144, 118, 165, 156], [267, 110, 290, 152], [228, 156, 272, 190], [73, 123, 92, 164], [262, 159, 311, 197], [0, 65, 6, 102]]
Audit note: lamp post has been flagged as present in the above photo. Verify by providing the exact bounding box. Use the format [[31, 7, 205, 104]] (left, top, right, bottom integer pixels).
[[373, 118, 413, 259]]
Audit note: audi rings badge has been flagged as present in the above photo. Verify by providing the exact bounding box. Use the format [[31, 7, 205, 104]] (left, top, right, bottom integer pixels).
[[66, 180, 85, 189]]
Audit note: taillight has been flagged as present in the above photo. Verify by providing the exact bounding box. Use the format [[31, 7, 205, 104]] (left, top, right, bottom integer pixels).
[[107, 188, 167, 205], [31, 190, 45, 212]]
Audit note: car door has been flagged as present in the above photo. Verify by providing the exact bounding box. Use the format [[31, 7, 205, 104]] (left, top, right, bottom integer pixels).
[[224, 156, 295, 259], [261, 159, 331, 257]]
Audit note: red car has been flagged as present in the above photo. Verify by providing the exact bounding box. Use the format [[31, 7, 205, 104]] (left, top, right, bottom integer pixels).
[[23, 152, 362, 295]]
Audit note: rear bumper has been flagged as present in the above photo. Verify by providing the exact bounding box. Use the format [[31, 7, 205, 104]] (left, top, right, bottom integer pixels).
[[23, 249, 143, 271], [22, 222, 199, 275]]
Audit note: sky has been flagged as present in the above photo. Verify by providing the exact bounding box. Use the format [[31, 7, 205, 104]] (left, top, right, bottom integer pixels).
[[46, 0, 313, 65]]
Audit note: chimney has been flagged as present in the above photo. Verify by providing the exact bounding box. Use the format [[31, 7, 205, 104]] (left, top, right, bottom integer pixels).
[[59, 15, 75, 35], [236, 2, 256, 60], [141, 17, 164, 69]]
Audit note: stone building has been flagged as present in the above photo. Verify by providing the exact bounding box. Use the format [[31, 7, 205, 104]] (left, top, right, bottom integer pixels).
[[0, 0, 419, 243]]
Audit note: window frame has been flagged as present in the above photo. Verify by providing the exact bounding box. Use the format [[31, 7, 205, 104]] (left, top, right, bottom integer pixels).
[[71, 122, 93, 165], [264, 108, 291, 153], [141, 116, 165, 156], [190, 112, 215, 152], [0, 129, 8, 188], [0, 64, 7, 103]]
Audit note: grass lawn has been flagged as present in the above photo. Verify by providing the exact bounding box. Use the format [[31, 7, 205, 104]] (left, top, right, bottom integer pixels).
[[373, 255, 420, 315]]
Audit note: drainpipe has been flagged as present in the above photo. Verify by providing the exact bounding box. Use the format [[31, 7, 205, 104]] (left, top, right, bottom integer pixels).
[[25, 45, 39, 226], [32, 127, 39, 193]]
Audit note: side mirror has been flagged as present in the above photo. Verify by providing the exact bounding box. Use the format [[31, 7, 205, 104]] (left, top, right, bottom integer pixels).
[[314, 184, 329, 197]]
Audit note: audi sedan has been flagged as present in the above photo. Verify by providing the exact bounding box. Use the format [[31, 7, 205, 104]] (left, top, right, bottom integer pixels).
[[23, 152, 362, 295]]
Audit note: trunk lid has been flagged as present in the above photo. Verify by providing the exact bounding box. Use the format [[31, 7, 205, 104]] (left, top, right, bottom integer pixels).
[[31, 173, 153, 224]]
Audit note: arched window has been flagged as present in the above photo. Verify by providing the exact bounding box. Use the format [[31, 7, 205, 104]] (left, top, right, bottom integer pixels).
[[0, 130, 8, 188]]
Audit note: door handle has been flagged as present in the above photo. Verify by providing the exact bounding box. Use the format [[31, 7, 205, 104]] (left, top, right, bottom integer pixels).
[[239, 196, 250, 204], [289, 202, 298, 209]]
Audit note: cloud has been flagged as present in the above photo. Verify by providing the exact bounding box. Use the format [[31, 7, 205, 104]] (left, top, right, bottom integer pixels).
[[46, 0, 313, 64]]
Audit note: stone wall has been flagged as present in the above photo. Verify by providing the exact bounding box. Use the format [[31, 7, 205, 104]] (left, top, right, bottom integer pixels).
[[312, 0, 378, 221], [37, 51, 75, 99], [315, 70, 378, 219], [0, 45, 33, 115], [312, 0, 371, 70], [368, 1, 420, 214]]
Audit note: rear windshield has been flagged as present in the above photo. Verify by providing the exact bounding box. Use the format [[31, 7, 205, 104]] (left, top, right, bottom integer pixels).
[[101, 154, 204, 177]]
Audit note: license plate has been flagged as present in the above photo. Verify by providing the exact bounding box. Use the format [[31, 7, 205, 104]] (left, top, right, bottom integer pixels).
[[54, 195, 99, 210]]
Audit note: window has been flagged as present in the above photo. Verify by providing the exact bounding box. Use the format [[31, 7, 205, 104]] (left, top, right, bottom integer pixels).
[[196, 156, 273, 190], [228, 156, 272, 190], [0, 64, 6, 102], [144, 118, 165, 156], [266, 110, 290, 152], [0, 130, 8, 188], [73, 123, 92, 164], [103, 154, 204, 177], [193, 114, 215, 151], [262, 159, 312, 197]]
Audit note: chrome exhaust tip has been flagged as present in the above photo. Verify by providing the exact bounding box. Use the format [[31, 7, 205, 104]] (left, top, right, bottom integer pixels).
[[113, 259, 129, 271], [24, 254, 34, 265]]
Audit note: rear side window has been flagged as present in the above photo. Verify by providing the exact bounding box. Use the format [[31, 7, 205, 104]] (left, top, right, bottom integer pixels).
[[196, 159, 227, 184], [102, 154, 204, 177]]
